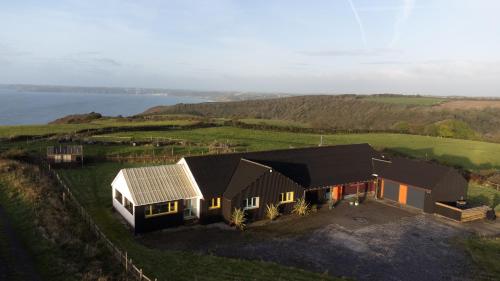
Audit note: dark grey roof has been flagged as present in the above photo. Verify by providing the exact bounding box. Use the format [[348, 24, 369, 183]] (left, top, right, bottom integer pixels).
[[373, 157, 458, 190], [224, 159, 272, 199], [183, 143, 379, 197]]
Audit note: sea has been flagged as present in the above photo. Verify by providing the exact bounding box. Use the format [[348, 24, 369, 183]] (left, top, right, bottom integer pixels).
[[0, 89, 207, 125]]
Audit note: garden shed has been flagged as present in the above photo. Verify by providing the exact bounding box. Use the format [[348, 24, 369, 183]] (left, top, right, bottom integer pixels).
[[47, 145, 83, 164]]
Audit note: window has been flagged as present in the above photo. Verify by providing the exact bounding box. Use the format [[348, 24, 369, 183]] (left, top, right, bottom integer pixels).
[[114, 189, 123, 204], [145, 201, 178, 218], [209, 197, 221, 209], [243, 197, 259, 210], [280, 191, 295, 203], [54, 155, 62, 163], [123, 197, 134, 214], [63, 154, 72, 162]]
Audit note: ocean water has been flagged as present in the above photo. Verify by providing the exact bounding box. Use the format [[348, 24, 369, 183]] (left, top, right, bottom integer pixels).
[[0, 89, 207, 125]]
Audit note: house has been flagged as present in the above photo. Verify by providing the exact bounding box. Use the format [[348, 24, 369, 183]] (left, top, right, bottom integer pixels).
[[47, 145, 83, 164], [111, 144, 468, 233], [373, 157, 468, 212]]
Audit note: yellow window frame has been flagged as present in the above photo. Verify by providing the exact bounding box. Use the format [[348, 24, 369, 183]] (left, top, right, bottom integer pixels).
[[280, 191, 294, 203], [209, 197, 221, 209], [145, 201, 178, 218]]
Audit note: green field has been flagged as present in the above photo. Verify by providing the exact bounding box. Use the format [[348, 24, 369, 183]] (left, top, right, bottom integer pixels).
[[239, 118, 311, 128], [57, 162, 336, 281], [91, 126, 500, 171], [0, 118, 197, 138], [362, 95, 447, 106]]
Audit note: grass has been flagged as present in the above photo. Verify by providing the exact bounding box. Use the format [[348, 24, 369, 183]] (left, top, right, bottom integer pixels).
[[0, 171, 74, 280], [0, 118, 197, 138], [238, 118, 311, 128], [467, 182, 500, 212], [462, 236, 500, 279], [90, 126, 500, 171], [57, 162, 337, 281], [362, 95, 447, 106]]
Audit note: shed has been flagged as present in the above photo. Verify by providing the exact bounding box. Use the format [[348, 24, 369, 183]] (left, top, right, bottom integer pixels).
[[373, 157, 467, 213], [47, 145, 83, 164]]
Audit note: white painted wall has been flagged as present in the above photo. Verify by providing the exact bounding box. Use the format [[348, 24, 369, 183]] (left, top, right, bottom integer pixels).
[[111, 171, 135, 227], [178, 158, 204, 218]]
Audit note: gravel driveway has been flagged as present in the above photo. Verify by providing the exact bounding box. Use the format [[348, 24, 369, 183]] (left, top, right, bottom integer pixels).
[[140, 201, 485, 281], [229, 215, 473, 281]]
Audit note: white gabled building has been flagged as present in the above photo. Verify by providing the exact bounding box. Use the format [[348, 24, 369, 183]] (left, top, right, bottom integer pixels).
[[111, 163, 203, 233]]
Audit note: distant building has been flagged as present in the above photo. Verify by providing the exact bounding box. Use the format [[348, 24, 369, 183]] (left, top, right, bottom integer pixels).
[[47, 145, 83, 164]]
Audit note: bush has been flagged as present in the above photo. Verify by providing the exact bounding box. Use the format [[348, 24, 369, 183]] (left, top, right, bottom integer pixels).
[[265, 203, 280, 220], [311, 204, 318, 213], [231, 208, 246, 230], [292, 198, 309, 216]]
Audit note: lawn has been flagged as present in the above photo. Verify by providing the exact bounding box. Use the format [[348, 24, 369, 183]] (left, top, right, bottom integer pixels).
[[57, 162, 337, 281], [90, 126, 500, 171], [0, 118, 197, 138], [462, 236, 500, 280], [362, 95, 447, 106]]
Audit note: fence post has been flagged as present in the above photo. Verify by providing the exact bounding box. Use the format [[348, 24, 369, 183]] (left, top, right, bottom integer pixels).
[[140, 269, 143, 280], [125, 252, 128, 272]]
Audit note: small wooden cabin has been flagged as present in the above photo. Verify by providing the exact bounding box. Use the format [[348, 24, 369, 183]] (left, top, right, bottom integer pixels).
[[47, 145, 83, 164]]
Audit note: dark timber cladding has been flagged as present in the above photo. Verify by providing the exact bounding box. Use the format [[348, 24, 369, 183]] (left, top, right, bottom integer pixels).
[[222, 159, 304, 221], [134, 201, 184, 233]]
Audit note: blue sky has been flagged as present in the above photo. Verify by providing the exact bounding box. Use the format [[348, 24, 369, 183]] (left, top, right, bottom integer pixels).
[[1, 0, 499, 96]]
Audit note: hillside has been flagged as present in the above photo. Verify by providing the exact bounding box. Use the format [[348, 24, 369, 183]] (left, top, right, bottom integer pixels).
[[143, 95, 500, 142]]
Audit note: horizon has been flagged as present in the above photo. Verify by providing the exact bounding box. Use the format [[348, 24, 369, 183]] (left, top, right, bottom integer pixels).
[[1, 1, 500, 96]]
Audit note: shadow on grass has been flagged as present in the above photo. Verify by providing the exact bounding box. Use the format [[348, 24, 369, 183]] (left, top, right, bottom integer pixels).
[[383, 146, 499, 173]]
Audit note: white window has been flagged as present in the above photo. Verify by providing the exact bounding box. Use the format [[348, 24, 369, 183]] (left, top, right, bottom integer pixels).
[[243, 197, 259, 210]]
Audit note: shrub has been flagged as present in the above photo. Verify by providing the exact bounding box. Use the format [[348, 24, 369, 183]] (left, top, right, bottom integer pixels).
[[265, 203, 280, 220], [231, 208, 246, 230], [292, 198, 309, 216], [311, 204, 318, 213]]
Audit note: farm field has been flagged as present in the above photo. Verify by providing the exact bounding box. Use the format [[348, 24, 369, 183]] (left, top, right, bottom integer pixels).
[[0, 118, 198, 138], [238, 118, 311, 128], [361, 95, 447, 106], [91, 126, 500, 171]]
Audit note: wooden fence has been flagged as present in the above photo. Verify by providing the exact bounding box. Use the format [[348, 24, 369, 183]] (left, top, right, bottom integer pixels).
[[41, 160, 158, 281], [434, 202, 490, 222]]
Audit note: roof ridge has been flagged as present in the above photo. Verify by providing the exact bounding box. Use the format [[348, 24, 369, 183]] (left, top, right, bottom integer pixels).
[[240, 158, 273, 170]]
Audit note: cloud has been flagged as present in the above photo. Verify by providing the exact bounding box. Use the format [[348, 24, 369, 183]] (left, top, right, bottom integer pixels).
[[93, 58, 121, 67], [300, 48, 401, 57], [389, 0, 416, 47], [347, 0, 367, 48]]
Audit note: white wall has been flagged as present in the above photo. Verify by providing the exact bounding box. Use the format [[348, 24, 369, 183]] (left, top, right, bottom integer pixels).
[[111, 171, 135, 227], [178, 158, 204, 218]]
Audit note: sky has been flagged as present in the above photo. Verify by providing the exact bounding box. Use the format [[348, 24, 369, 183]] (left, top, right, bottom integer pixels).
[[1, 0, 499, 96]]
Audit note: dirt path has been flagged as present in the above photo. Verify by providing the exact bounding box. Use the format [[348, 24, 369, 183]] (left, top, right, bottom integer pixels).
[[0, 203, 43, 281]]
